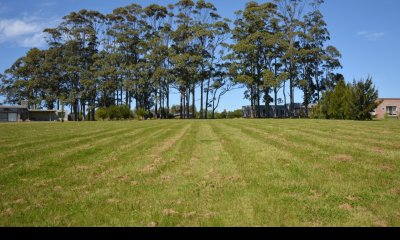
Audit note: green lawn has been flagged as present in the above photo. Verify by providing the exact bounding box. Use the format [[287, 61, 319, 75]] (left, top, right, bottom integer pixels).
[[0, 119, 399, 226]]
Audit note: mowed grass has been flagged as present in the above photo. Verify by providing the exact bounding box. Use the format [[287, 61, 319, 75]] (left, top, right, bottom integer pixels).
[[0, 119, 399, 226]]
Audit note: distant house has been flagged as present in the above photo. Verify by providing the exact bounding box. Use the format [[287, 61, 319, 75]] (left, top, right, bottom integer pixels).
[[242, 103, 314, 118], [0, 101, 66, 122], [0, 105, 28, 122], [373, 98, 400, 119]]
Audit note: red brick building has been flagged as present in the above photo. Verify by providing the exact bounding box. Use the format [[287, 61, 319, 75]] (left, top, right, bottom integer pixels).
[[374, 98, 400, 119]]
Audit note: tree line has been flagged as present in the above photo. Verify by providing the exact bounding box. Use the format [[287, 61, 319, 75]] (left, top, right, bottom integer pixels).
[[0, 0, 353, 121]]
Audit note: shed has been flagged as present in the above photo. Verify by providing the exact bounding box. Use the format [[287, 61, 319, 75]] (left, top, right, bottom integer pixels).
[[0, 106, 28, 122], [28, 110, 59, 122]]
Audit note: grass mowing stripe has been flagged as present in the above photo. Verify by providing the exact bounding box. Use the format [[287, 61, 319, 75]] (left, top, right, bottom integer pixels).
[[210, 121, 303, 226], [0, 126, 118, 150]]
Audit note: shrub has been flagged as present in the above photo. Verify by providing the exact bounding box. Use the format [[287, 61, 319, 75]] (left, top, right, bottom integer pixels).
[[97, 105, 132, 120], [134, 108, 147, 120], [107, 106, 117, 120], [117, 105, 133, 119], [96, 108, 107, 120]]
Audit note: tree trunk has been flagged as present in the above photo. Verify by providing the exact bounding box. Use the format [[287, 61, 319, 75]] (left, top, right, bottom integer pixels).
[[186, 88, 190, 119], [205, 55, 215, 119], [257, 85, 261, 118], [274, 88, 278, 118], [192, 82, 195, 119], [167, 87, 170, 116], [125, 90, 129, 106], [290, 74, 295, 117], [180, 91, 183, 119], [283, 80, 287, 118], [250, 85, 255, 119], [200, 80, 204, 119]]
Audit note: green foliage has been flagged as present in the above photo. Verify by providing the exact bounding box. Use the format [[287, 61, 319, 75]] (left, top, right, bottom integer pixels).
[[95, 108, 108, 121], [134, 108, 148, 120], [95, 105, 132, 120], [214, 109, 243, 119], [314, 77, 379, 121]]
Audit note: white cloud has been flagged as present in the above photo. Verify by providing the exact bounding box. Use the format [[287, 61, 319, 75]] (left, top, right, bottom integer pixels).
[[357, 31, 385, 41], [0, 15, 56, 48], [19, 32, 47, 48], [0, 19, 41, 38]]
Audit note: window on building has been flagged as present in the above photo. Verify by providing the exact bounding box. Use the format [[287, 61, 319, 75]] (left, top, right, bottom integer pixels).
[[386, 106, 397, 116], [0, 113, 7, 121]]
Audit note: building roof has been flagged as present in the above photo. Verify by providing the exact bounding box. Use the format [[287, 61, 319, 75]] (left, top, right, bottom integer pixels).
[[28, 109, 58, 112], [378, 98, 400, 100], [0, 105, 27, 109]]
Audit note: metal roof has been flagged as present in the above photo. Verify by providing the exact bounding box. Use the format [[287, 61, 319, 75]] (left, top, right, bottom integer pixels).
[[0, 105, 27, 109], [28, 109, 58, 112]]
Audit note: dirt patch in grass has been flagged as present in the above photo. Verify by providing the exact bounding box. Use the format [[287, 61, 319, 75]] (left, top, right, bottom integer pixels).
[[338, 203, 353, 211], [14, 199, 25, 204], [75, 165, 90, 172], [203, 211, 217, 219], [345, 195, 359, 202], [2, 208, 13, 217], [147, 221, 157, 227], [114, 175, 130, 182], [139, 164, 156, 174], [308, 190, 322, 200], [389, 188, 400, 196], [95, 169, 113, 180], [331, 154, 353, 162], [130, 181, 139, 186], [163, 209, 179, 216], [183, 211, 197, 218], [33, 181, 48, 187], [106, 198, 119, 204], [160, 175, 172, 182], [379, 164, 394, 172], [369, 147, 386, 153]]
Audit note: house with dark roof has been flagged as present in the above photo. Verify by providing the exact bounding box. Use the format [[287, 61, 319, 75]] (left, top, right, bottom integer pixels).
[[0, 101, 65, 122], [242, 103, 314, 118]]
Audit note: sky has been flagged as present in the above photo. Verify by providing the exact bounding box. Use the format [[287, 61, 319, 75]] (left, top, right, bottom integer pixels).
[[0, 0, 399, 111]]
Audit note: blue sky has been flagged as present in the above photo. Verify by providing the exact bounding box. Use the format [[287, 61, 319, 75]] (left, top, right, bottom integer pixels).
[[0, 0, 399, 111]]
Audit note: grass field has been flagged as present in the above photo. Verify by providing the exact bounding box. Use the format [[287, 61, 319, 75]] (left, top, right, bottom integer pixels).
[[0, 119, 399, 226]]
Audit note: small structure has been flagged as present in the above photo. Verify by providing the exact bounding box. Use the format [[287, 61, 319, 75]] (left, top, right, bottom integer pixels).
[[0, 101, 66, 122], [0, 105, 28, 122], [373, 98, 400, 119], [28, 110, 59, 121], [242, 103, 313, 118]]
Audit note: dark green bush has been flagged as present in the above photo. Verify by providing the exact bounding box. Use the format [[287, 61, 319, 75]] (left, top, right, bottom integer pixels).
[[134, 108, 147, 120], [96, 105, 132, 120], [95, 108, 107, 120]]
